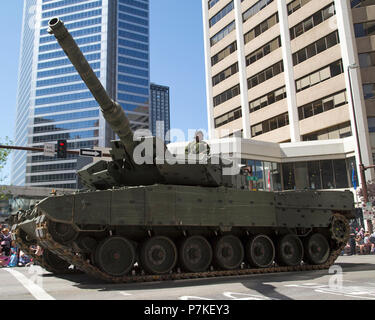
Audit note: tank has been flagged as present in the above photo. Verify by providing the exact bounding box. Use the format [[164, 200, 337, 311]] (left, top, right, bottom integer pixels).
[[11, 18, 355, 282]]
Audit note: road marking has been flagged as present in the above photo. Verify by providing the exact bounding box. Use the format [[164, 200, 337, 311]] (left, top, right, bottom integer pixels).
[[5, 268, 55, 300], [179, 296, 213, 300], [285, 283, 375, 300], [223, 292, 273, 300], [119, 292, 132, 296]]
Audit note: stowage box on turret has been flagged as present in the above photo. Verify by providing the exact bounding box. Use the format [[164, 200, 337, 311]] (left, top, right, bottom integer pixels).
[[11, 18, 354, 282]]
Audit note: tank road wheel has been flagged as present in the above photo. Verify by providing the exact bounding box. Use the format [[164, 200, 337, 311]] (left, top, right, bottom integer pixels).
[[304, 233, 330, 265], [95, 237, 135, 277], [43, 249, 71, 274], [276, 234, 304, 267], [246, 235, 275, 268], [330, 214, 350, 244], [179, 236, 213, 273], [140, 236, 177, 275], [213, 235, 244, 270], [48, 221, 78, 244]]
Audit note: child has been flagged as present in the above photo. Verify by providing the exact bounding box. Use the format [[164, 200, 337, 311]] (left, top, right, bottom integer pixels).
[[18, 251, 31, 267], [8, 241, 18, 267]]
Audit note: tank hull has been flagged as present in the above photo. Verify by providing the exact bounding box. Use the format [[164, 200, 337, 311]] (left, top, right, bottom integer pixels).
[[36, 185, 353, 230], [11, 186, 353, 282]]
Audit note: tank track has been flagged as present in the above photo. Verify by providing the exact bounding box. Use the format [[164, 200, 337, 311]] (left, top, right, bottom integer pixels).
[[13, 227, 80, 275], [33, 214, 349, 284]]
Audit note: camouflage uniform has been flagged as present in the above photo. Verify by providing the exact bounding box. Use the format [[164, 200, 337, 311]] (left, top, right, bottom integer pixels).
[[185, 140, 210, 156]]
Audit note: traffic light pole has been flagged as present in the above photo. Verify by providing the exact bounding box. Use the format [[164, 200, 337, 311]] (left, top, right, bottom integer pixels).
[[347, 65, 373, 234], [0, 145, 111, 157]]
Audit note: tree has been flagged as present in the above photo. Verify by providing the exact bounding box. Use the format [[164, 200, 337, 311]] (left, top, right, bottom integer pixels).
[[0, 137, 13, 201], [357, 180, 375, 233], [0, 137, 12, 172], [357, 180, 375, 206]]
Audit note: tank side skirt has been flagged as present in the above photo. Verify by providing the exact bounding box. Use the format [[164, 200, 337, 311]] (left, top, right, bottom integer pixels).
[[32, 213, 349, 283]]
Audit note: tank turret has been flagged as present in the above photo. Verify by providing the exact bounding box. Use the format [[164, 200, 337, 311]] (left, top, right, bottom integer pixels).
[[48, 18, 245, 191]]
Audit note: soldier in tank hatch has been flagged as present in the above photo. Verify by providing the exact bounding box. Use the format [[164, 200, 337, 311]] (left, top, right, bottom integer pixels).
[[185, 131, 210, 158]]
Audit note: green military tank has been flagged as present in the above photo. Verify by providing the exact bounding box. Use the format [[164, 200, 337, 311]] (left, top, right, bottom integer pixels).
[[11, 18, 354, 283]]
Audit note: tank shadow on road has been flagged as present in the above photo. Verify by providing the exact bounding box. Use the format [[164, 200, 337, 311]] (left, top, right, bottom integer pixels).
[[41, 261, 374, 300]]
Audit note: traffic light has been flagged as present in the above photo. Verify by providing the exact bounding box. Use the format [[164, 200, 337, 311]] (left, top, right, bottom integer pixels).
[[57, 139, 67, 158]]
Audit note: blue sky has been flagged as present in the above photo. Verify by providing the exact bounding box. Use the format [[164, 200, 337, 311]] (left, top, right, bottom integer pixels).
[[0, 0, 208, 182]]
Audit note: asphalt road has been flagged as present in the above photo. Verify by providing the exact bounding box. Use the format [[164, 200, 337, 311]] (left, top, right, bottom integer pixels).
[[0, 255, 374, 301]]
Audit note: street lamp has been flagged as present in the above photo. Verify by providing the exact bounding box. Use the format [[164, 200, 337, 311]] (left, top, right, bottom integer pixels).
[[347, 63, 373, 233]]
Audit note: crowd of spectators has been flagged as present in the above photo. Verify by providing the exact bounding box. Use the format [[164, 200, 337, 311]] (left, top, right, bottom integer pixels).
[[0, 224, 32, 268], [344, 227, 375, 255]]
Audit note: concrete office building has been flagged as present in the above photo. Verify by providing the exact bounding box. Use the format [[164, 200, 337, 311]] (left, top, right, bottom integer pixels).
[[11, 0, 150, 189], [150, 83, 171, 142], [202, 0, 375, 183]]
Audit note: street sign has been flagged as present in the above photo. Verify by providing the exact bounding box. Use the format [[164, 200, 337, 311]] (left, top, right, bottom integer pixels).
[[247, 176, 259, 182], [80, 149, 102, 158], [44, 143, 55, 157]]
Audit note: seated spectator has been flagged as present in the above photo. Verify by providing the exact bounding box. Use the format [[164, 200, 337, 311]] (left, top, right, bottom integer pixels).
[[370, 232, 375, 254], [0, 228, 11, 256], [8, 241, 18, 267], [0, 245, 9, 267], [349, 229, 357, 255], [361, 233, 371, 254], [359, 228, 365, 238], [30, 245, 43, 257], [18, 251, 31, 267], [356, 235, 364, 254]]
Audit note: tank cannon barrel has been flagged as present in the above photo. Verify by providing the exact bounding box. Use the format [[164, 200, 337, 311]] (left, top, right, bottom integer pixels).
[[47, 18, 135, 157]]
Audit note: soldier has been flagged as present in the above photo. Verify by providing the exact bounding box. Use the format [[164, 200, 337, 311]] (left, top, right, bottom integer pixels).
[[185, 131, 210, 158]]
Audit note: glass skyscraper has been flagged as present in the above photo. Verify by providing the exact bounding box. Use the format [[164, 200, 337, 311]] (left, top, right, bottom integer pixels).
[[150, 83, 170, 142], [11, 0, 150, 189]]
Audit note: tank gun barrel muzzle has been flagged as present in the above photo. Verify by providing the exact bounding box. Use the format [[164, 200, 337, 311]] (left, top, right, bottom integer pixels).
[[47, 18, 135, 157]]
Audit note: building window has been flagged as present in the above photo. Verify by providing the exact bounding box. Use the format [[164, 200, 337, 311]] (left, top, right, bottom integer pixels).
[[212, 63, 239, 86], [243, 0, 273, 23], [244, 13, 279, 44], [208, 0, 220, 9], [302, 122, 352, 141], [368, 117, 375, 132], [283, 163, 296, 190], [296, 60, 344, 92], [293, 31, 339, 66], [351, 0, 375, 7], [287, 0, 312, 15], [210, 21, 235, 47], [246, 37, 281, 67], [211, 42, 237, 66], [298, 90, 348, 120], [308, 161, 321, 189], [354, 20, 375, 37], [214, 107, 242, 128], [209, 1, 234, 27], [247, 61, 284, 90], [290, 3, 335, 40], [249, 87, 286, 113], [213, 84, 240, 107], [251, 112, 289, 137], [363, 83, 375, 100], [359, 52, 375, 67], [334, 159, 349, 188]]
